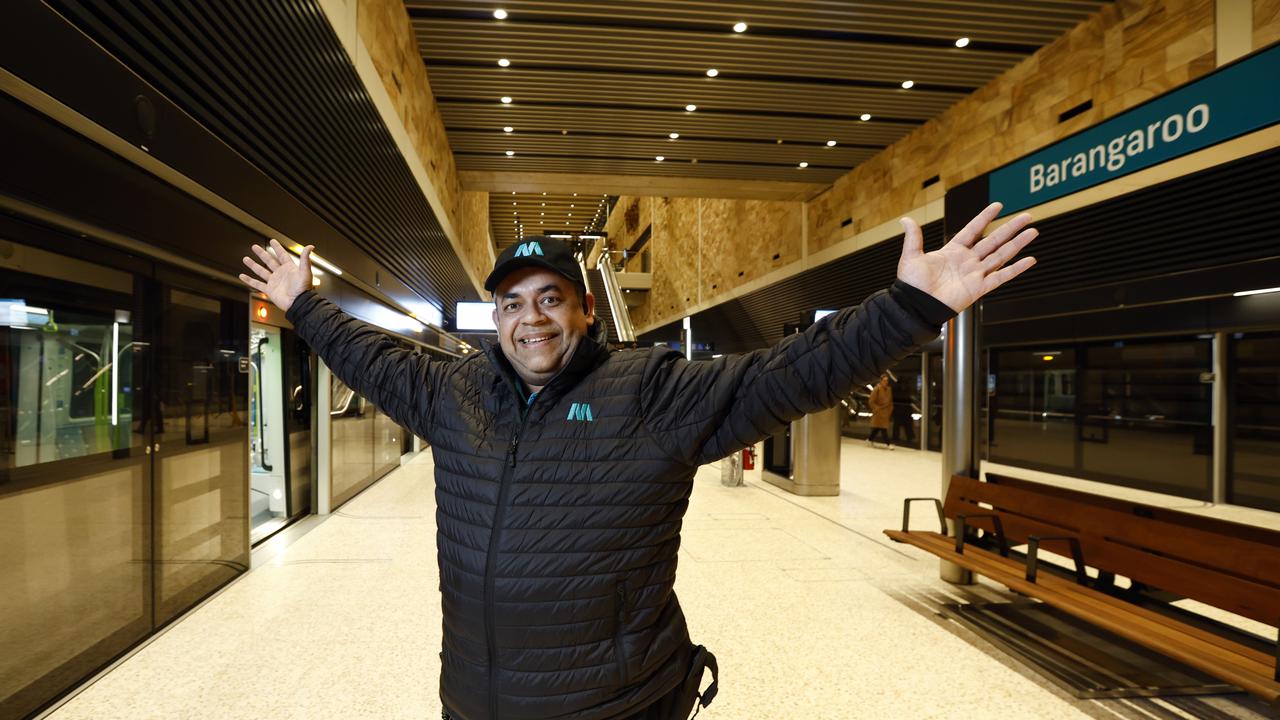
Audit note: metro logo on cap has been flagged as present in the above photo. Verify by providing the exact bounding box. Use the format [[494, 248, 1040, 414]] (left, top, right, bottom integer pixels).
[[514, 242, 544, 257]]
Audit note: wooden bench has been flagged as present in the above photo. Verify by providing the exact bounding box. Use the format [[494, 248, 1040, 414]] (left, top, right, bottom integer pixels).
[[885, 473, 1280, 708]]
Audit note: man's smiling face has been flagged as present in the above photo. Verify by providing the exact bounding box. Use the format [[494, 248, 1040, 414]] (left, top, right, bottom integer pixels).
[[492, 267, 595, 391]]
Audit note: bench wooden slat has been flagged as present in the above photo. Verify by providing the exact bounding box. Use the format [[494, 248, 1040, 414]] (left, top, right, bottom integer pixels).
[[886, 530, 1280, 702]]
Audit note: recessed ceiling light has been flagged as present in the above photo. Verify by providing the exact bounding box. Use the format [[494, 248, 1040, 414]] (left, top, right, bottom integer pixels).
[[901, 80, 914, 89], [498, 58, 510, 67], [512, 201, 516, 205], [503, 126, 513, 133], [543, 192, 548, 195], [798, 161, 809, 168], [861, 113, 872, 121], [570, 204, 574, 207], [955, 37, 970, 48], [512, 211, 516, 214], [493, 9, 507, 20], [540, 212, 544, 216], [501, 96, 512, 104], [655, 155, 665, 161], [826, 140, 837, 147], [541, 202, 545, 206], [505, 150, 514, 156], [511, 191, 516, 194], [685, 104, 697, 112], [669, 132, 679, 139], [706, 68, 719, 77], [733, 22, 748, 33], [568, 213, 573, 216], [573, 192, 578, 196]]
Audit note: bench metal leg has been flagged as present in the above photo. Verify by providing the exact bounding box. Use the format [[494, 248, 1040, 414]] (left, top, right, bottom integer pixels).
[[955, 513, 1009, 557], [902, 498, 946, 534], [1026, 536, 1087, 586]]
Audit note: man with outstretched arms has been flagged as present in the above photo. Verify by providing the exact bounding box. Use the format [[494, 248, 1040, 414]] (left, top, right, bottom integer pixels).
[[239, 203, 1037, 720]]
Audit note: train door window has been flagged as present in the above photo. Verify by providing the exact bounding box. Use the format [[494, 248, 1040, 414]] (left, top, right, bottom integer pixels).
[[0, 235, 151, 720]]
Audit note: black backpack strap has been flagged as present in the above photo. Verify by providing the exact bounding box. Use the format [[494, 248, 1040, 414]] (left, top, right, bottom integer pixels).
[[688, 647, 719, 718]]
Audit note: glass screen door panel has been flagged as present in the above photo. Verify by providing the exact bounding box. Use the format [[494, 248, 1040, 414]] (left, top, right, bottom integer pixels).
[[0, 237, 151, 719], [152, 270, 249, 626]]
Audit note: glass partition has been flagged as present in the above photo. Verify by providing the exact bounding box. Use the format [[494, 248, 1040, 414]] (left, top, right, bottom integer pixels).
[[985, 337, 1213, 500], [1231, 332, 1280, 511]]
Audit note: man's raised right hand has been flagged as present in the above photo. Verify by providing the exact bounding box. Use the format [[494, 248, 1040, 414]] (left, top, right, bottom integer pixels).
[[239, 238, 314, 313]]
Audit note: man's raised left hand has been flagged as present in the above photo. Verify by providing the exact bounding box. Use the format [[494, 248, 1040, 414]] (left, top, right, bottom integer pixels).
[[896, 202, 1038, 313]]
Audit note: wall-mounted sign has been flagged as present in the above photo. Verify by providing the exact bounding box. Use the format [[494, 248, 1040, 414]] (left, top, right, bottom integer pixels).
[[988, 43, 1280, 215]]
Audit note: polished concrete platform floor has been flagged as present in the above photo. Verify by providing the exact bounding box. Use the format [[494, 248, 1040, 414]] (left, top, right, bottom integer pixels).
[[46, 441, 1271, 719]]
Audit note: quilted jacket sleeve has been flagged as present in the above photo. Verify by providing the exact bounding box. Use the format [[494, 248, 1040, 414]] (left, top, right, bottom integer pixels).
[[285, 290, 442, 443], [640, 280, 955, 466]]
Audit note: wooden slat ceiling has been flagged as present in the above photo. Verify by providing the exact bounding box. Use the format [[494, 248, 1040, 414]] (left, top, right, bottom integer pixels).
[[496, 190, 611, 248], [411, 0, 1109, 248]]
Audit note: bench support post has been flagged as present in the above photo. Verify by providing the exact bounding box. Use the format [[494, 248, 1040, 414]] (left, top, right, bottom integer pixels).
[[902, 498, 946, 534], [1026, 536, 1087, 585], [954, 513, 1009, 557]]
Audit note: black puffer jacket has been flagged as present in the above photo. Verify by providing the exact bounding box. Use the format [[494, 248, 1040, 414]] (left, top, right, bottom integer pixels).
[[286, 281, 953, 720]]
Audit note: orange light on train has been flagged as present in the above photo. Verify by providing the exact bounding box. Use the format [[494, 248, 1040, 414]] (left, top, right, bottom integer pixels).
[[256, 305, 268, 320]]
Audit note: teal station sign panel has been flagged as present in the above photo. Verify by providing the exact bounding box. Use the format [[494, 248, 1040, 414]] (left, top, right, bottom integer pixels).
[[989, 43, 1280, 214]]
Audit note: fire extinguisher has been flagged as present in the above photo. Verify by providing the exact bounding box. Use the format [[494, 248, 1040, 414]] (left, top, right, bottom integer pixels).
[[742, 446, 755, 470]]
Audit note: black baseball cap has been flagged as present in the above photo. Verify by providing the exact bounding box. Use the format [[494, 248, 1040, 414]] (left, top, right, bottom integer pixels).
[[484, 236, 585, 293]]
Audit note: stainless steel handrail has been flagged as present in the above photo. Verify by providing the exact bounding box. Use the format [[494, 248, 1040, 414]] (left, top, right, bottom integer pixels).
[[595, 253, 636, 343]]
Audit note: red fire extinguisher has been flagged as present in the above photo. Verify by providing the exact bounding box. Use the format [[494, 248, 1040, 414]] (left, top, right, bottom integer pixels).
[[742, 446, 755, 470]]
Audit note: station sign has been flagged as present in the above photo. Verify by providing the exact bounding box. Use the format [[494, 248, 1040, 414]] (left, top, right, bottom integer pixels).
[[988, 43, 1280, 214]]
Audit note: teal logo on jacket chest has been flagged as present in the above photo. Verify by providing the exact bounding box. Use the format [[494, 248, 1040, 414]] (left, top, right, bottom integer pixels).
[[566, 402, 594, 422]]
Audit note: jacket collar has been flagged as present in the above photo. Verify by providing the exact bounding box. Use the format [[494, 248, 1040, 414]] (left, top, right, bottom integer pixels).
[[484, 331, 610, 409]]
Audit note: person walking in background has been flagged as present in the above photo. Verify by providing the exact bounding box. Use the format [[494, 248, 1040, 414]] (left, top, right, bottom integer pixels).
[[891, 375, 918, 447], [868, 373, 894, 448]]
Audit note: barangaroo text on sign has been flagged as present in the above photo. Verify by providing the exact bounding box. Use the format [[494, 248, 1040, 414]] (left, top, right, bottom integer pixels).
[[988, 43, 1280, 214]]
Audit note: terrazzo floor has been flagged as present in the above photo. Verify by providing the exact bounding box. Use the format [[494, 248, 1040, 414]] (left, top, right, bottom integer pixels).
[[44, 441, 1272, 720]]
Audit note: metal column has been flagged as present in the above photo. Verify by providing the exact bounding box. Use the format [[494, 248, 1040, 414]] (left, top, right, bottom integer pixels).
[[1212, 332, 1229, 504], [920, 352, 930, 452], [941, 309, 976, 584]]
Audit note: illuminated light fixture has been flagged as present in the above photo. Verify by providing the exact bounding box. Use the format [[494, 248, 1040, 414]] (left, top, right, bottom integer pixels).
[[1042, 355, 1055, 362], [256, 305, 269, 320], [826, 140, 837, 146], [493, 9, 507, 19], [111, 322, 119, 426], [512, 201, 516, 205], [733, 22, 748, 32], [568, 213, 572, 217], [547, 234, 572, 239], [570, 204, 574, 207], [685, 104, 697, 112], [505, 150, 515, 156], [860, 113, 872, 121], [798, 161, 809, 168], [655, 155, 665, 161], [705, 68, 719, 77], [541, 202, 545, 206], [901, 80, 914, 89], [498, 58, 510, 67], [296, 248, 342, 276], [573, 192, 578, 196], [1234, 286, 1280, 297], [543, 192, 548, 195], [501, 96, 512, 104], [503, 126, 513, 133], [511, 191, 516, 194], [955, 37, 970, 48], [581, 234, 603, 240], [540, 212, 544, 215], [669, 132, 680, 139]]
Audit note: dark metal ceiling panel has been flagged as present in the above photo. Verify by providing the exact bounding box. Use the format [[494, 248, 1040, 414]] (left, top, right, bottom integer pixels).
[[411, 0, 1109, 183], [46, 0, 479, 315]]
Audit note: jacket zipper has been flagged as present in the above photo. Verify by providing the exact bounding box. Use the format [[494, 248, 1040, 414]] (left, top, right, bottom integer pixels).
[[485, 399, 528, 720], [613, 579, 628, 685]]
